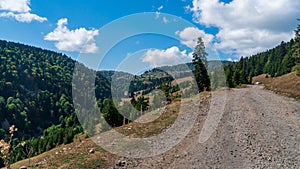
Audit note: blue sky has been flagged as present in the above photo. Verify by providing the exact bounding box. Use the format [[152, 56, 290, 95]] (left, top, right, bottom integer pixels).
[[0, 0, 299, 73]]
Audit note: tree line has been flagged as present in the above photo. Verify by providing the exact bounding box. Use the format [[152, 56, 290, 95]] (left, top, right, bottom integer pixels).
[[224, 22, 300, 87]]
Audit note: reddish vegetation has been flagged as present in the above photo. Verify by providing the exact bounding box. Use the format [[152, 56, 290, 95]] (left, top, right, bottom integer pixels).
[[252, 72, 300, 99]]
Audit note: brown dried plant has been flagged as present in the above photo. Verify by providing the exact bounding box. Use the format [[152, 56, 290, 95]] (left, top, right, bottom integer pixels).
[[0, 125, 25, 169]]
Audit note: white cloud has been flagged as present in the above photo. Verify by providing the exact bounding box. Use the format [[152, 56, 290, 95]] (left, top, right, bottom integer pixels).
[[227, 58, 233, 62], [155, 5, 164, 19], [163, 16, 169, 24], [0, 0, 30, 13], [44, 18, 99, 53], [155, 11, 160, 19], [0, 12, 46, 22], [188, 0, 300, 56], [0, 0, 47, 22], [227, 58, 238, 62], [158, 5, 164, 11], [175, 27, 214, 48], [142, 46, 192, 67]]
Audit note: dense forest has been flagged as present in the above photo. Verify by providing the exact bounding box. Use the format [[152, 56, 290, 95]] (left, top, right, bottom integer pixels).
[[224, 23, 300, 87], [0, 40, 142, 165], [0, 40, 88, 165]]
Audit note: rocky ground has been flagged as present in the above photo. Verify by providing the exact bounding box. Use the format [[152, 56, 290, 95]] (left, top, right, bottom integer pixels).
[[9, 86, 300, 169], [109, 86, 300, 169]]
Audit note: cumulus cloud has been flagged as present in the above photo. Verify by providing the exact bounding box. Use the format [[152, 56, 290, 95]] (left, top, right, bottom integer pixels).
[[188, 0, 300, 56], [142, 46, 192, 67], [0, 0, 47, 23], [176, 27, 214, 48], [44, 18, 99, 53], [0, 12, 46, 22], [0, 0, 30, 12]]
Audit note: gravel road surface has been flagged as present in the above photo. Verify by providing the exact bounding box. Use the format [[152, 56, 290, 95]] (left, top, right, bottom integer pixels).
[[111, 86, 300, 169]]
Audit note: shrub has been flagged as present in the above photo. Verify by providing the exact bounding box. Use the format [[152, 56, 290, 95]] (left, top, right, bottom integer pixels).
[[292, 63, 300, 76]]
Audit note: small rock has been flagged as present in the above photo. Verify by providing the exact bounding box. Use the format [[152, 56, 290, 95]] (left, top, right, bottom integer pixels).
[[116, 160, 126, 167], [19, 166, 27, 169], [89, 148, 95, 154]]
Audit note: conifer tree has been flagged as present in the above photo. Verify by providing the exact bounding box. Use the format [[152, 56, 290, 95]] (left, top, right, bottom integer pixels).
[[192, 37, 211, 92], [292, 19, 300, 61]]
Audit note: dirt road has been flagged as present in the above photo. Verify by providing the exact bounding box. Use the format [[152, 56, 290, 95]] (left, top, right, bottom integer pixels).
[[111, 86, 300, 169]]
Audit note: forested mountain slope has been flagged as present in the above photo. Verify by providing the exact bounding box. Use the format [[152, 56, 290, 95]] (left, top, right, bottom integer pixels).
[[225, 35, 300, 87], [0, 39, 204, 165], [0, 40, 115, 164], [1, 33, 298, 139], [0, 40, 78, 136]]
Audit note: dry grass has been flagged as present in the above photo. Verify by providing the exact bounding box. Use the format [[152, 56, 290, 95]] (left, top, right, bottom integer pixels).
[[7, 133, 111, 169], [9, 92, 210, 168], [171, 76, 194, 86], [115, 100, 181, 138], [252, 72, 300, 99]]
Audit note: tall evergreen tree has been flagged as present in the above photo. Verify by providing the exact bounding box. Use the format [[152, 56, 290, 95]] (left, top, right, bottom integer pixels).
[[292, 20, 300, 63], [192, 37, 211, 92], [161, 82, 171, 102], [292, 20, 300, 75], [102, 98, 123, 127]]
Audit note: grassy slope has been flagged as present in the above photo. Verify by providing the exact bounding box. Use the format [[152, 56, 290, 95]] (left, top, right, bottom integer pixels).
[[252, 72, 300, 99], [9, 92, 210, 169], [8, 133, 109, 169]]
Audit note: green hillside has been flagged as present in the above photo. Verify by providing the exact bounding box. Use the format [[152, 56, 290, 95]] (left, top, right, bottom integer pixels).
[[0, 40, 115, 165], [0, 40, 200, 166], [224, 23, 300, 87]]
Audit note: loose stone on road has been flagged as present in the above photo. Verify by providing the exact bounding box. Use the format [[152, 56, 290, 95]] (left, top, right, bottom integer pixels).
[[112, 86, 300, 168]]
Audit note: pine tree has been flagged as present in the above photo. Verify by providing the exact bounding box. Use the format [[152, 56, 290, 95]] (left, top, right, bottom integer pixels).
[[292, 20, 300, 75], [292, 19, 300, 61], [162, 82, 171, 102], [192, 37, 211, 92], [102, 99, 123, 127]]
